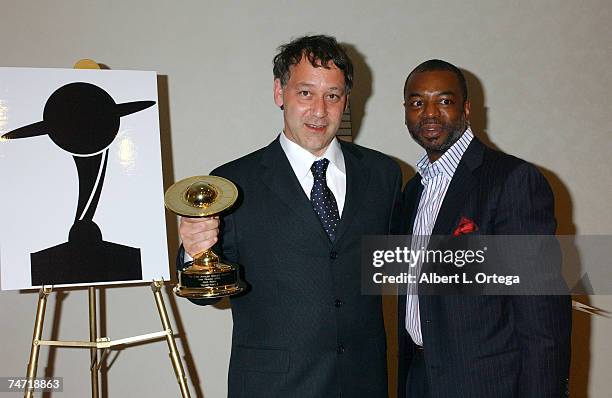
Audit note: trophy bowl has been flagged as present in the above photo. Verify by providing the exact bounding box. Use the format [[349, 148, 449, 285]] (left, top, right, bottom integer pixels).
[[164, 176, 245, 298]]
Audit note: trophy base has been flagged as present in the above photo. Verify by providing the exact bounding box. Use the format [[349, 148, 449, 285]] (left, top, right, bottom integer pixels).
[[173, 283, 245, 299], [174, 262, 245, 299]]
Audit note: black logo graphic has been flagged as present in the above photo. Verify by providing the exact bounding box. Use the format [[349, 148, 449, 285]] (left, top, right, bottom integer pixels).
[[2, 82, 156, 286]]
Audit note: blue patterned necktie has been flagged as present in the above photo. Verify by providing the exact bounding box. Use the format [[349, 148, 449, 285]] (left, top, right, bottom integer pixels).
[[310, 158, 340, 242]]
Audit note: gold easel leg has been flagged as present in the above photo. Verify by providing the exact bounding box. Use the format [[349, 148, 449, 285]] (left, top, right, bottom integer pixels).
[[24, 286, 52, 398], [151, 280, 191, 398], [88, 287, 99, 398]]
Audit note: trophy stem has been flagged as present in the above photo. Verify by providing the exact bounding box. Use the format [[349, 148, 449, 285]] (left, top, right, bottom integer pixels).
[[192, 249, 219, 269]]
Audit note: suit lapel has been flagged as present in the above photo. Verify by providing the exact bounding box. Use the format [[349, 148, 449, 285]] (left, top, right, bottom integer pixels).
[[259, 138, 330, 244], [431, 138, 484, 235], [403, 175, 424, 234], [331, 142, 370, 244]]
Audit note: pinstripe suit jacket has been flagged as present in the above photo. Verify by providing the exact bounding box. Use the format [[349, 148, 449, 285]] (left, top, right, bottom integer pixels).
[[397, 137, 572, 398]]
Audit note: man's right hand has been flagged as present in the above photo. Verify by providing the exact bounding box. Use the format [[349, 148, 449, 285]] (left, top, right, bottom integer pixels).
[[179, 216, 220, 257]]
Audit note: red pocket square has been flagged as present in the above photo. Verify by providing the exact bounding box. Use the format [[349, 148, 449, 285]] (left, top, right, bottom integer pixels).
[[453, 216, 478, 237]]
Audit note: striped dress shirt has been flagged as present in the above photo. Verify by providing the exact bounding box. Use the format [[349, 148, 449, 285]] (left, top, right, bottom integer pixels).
[[405, 128, 474, 346]]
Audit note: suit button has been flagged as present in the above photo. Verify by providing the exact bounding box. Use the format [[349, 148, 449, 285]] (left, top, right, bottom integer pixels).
[[335, 299, 343, 307], [337, 345, 345, 354], [329, 251, 338, 259]]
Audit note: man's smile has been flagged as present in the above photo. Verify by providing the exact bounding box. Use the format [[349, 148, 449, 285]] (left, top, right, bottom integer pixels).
[[305, 123, 327, 132]]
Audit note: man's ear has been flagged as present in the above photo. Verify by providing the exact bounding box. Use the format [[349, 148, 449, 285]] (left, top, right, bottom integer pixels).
[[273, 78, 284, 109], [343, 94, 350, 112], [463, 99, 471, 121]]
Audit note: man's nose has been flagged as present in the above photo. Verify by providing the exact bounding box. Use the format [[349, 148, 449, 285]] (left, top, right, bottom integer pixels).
[[312, 96, 327, 118], [424, 101, 440, 117]]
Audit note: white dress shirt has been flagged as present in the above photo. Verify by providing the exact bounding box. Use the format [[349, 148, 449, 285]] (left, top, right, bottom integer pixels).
[[405, 128, 474, 346], [279, 132, 346, 216]]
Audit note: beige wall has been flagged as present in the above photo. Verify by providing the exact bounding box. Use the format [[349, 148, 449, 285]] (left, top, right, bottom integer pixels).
[[1, 1, 610, 396]]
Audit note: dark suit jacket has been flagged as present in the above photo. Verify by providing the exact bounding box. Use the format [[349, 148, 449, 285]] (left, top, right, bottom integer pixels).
[[180, 137, 402, 398], [397, 137, 571, 398]]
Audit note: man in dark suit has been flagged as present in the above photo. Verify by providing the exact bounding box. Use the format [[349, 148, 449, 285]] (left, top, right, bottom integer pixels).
[[397, 59, 572, 397], [179, 35, 402, 397]]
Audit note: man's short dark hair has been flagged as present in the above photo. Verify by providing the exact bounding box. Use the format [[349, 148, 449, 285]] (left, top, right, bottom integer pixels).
[[273, 35, 353, 94], [404, 59, 468, 103]]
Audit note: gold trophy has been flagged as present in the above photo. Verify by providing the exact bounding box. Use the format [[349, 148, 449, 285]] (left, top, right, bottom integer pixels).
[[165, 176, 245, 298]]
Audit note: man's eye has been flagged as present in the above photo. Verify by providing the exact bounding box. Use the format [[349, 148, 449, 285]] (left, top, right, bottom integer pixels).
[[327, 94, 340, 101], [411, 100, 423, 107], [299, 91, 311, 97], [440, 98, 453, 105]]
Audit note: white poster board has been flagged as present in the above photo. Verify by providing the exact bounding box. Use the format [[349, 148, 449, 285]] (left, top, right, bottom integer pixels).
[[0, 67, 169, 290]]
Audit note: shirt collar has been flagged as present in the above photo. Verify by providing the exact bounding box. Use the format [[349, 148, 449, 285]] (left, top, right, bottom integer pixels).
[[416, 127, 474, 183], [279, 132, 346, 181]]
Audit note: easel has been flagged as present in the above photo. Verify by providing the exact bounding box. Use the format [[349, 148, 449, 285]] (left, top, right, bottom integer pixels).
[[23, 59, 190, 397], [25, 281, 190, 397]]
